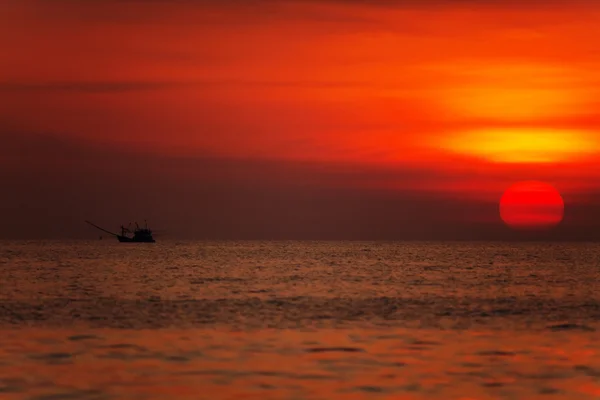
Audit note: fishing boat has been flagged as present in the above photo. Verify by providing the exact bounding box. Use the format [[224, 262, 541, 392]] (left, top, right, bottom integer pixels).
[[85, 220, 156, 243]]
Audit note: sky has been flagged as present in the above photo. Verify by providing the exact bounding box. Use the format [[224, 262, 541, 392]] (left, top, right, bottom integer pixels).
[[2, 0, 600, 240]]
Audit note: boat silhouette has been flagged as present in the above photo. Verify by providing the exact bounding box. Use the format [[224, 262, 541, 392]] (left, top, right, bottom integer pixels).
[[85, 220, 156, 243]]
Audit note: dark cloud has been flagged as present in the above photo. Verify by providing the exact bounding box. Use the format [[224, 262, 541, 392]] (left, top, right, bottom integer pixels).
[[0, 82, 183, 93], [0, 79, 374, 94], [15, 0, 583, 28], [89, 0, 595, 6]]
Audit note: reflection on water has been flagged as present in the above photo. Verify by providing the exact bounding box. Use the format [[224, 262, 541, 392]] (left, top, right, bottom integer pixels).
[[1, 241, 600, 398], [2, 328, 600, 399]]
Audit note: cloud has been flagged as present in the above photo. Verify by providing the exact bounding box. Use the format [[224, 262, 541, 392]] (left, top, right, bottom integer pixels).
[[0, 82, 182, 93], [0, 79, 374, 94]]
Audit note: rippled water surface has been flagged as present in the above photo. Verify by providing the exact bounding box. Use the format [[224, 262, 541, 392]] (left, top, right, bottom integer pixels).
[[1, 241, 600, 399]]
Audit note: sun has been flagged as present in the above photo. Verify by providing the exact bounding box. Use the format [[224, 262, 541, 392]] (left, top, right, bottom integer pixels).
[[499, 181, 564, 229]]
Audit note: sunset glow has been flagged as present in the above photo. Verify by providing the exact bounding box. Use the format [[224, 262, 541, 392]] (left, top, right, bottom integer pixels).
[[441, 129, 597, 163], [3, 0, 600, 239]]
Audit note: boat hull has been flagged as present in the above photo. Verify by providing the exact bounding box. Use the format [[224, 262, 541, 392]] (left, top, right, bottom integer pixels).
[[117, 235, 155, 243]]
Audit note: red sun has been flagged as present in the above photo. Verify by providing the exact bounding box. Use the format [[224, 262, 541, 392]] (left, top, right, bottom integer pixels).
[[499, 181, 564, 229]]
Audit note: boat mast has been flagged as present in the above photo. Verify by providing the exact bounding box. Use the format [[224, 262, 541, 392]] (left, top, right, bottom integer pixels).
[[85, 221, 119, 237]]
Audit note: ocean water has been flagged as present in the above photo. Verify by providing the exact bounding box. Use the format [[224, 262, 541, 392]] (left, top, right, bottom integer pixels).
[[1, 240, 600, 399]]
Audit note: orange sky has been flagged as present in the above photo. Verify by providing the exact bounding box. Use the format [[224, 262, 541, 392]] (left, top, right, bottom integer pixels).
[[2, 0, 600, 239]]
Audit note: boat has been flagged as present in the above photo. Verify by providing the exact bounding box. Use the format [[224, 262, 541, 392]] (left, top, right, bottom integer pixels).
[[85, 220, 156, 243]]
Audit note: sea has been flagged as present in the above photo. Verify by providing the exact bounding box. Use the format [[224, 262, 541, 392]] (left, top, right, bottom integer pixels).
[[1, 240, 600, 399]]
